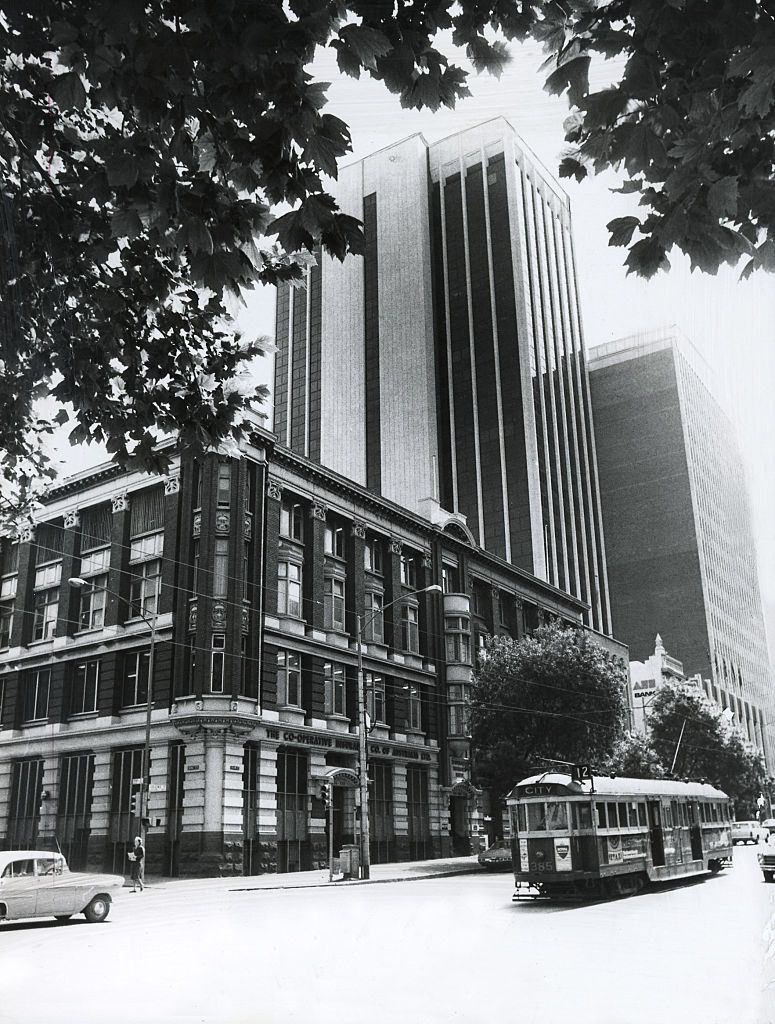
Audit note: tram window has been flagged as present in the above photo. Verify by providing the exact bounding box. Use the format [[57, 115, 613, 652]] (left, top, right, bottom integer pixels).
[[545, 802, 568, 830], [699, 803, 706, 823], [606, 802, 619, 828], [663, 804, 672, 828], [712, 804, 719, 822], [572, 804, 592, 829], [626, 802, 638, 827], [596, 802, 607, 828], [688, 803, 697, 824], [671, 800, 679, 825], [517, 805, 527, 833], [527, 803, 546, 831], [637, 803, 647, 827]]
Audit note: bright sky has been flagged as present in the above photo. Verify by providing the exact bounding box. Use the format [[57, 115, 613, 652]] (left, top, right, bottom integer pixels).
[[50, 37, 775, 655]]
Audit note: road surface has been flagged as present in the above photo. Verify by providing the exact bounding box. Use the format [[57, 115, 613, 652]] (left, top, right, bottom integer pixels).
[[1, 844, 772, 1024]]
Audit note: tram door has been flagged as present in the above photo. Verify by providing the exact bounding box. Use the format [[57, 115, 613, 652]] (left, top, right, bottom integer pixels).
[[647, 801, 665, 866], [688, 801, 703, 860]]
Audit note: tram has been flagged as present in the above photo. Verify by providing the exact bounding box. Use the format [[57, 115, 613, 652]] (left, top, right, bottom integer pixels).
[[507, 772, 734, 899]]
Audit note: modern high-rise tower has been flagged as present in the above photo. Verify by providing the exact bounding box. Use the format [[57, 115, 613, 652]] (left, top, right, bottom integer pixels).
[[589, 328, 773, 764], [274, 118, 611, 634]]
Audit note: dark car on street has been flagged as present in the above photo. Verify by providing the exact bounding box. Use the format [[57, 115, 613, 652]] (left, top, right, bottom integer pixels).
[[478, 839, 513, 871]]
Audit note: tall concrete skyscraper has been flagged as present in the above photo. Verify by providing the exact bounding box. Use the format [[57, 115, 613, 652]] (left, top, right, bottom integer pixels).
[[589, 328, 773, 763], [274, 118, 611, 634]]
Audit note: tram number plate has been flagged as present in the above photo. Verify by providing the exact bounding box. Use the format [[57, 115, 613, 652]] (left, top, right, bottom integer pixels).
[[529, 861, 553, 873]]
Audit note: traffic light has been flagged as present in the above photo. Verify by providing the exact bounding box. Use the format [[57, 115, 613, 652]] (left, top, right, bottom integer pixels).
[[130, 792, 138, 816], [321, 782, 331, 807]]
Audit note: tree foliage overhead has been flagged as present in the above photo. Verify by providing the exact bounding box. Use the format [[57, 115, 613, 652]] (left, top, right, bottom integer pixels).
[[469, 624, 628, 799], [549, 0, 775, 279], [3, 0, 774, 523], [647, 681, 769, 813]]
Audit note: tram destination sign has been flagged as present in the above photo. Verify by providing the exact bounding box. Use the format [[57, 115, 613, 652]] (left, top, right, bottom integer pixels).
[[518, 783, 573, 796]]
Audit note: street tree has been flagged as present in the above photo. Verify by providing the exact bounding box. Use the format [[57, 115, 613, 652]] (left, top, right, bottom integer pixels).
[[4, 1, 775, 523], [647, 681, 769, 814], [469, 623, 628, 801], [605, 731, 667, 781]]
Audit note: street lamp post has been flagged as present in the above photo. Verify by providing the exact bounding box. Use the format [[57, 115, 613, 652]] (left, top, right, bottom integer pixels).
[[69, 576, 158, 845], [355, 582, 441, 880]]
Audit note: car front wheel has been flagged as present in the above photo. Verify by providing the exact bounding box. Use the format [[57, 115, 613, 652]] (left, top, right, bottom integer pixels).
[[84, 896, 110, 923]]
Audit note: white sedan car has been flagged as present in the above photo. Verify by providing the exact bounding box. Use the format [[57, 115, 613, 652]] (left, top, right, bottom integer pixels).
[[0, 851, 124, 924]]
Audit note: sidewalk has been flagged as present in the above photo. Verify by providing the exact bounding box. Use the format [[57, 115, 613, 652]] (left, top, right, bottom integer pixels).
[[130, 854, 485, 894]]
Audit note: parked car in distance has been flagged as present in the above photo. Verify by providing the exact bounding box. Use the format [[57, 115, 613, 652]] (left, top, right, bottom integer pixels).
[[731, 820, 761, 845], [0, 851, 124, 924], [478, 838, 513, 871], [758, 838, 775, 883], [761, 819, 775, 837]]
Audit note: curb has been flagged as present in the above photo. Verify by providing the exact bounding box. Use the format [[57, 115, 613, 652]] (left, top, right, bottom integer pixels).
[[227, 866, 485, 893]]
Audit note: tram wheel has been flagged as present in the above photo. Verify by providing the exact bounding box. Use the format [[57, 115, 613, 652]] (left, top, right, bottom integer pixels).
[[709, 859, 722, 874]]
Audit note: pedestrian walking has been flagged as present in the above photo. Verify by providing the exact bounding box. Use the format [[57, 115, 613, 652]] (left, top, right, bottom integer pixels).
[[129, 836, 145, 892]]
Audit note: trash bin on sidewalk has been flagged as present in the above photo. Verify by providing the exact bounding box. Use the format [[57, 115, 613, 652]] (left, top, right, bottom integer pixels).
[[339, 844, 360, 880]]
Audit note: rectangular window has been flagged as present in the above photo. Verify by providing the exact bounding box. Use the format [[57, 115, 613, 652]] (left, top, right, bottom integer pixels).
[[70, 660, 99, 715], [364, 538, 383, 575], [277, 650, 302, 707], [441, 561, 459, 594], [638, 802, 647, 827], [527, 803, 546, 831], [35, 523, 64, 565], [408, 683, 422, 731], [217, 462, 232, 507], [129, 559, 161, 619], [324, 525, 345, 558], [0, 573, 17, 600], [129, 531, 164, 563], [366, 673, 385, 723], [79, 546, 110, 577], [24, 669, 51, 722], [213, 539, 229, 599], [400, 555, 416, 588], [364, 591, 384, 643], [80, 504, 111, 553], [33, 587, 59, 640], [78, 573, 108, 630], [130, 487, 165, 537], [211, 633, 226, 693], [572, 803, 593, 830], [0, 601, 13, 648], [596, 802, 607, 829], [606, 802, 619, 829], [34, 562, 62, 589], [280, 501, 303, 541], [401, 604, 419, 653], [325, 662, 346, 716], [1, 541, 19, 576], [278, 562, 302, 617], [324, 576, 345, 631], [122, 650, 150, 707]]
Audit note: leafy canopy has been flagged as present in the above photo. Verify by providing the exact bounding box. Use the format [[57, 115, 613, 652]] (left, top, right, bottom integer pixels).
[[469, 624, 628, 799], [647, 681, 769, 813], [4, 0, 775, 523]]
